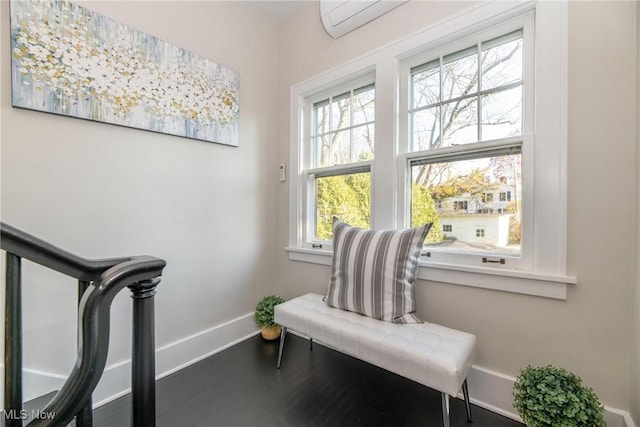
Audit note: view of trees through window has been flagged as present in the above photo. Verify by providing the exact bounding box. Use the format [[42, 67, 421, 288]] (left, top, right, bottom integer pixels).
[[311, 30, 524, 255], [409, 30, 524, 254], [316, 171, 370, 240], [411, 152, 522, 254], [312, 84, 374, 240]]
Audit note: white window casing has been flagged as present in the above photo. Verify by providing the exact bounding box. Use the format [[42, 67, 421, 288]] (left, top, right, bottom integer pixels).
[[286, 1, 576, 300]]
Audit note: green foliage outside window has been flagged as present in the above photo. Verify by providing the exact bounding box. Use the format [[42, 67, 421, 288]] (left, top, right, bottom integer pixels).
[[316, 172, 370, 240], [411, 183, 443, 244], [315, 173, 444, 243]]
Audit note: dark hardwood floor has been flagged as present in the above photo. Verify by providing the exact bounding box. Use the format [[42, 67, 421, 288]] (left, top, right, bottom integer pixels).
[[92, 334, 524, 427]]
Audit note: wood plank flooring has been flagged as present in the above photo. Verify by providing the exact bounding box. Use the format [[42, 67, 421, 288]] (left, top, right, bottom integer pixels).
[[92, 334, 524, 427]]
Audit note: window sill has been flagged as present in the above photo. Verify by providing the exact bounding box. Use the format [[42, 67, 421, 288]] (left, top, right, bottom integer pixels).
[[285, 246, 576, 300]]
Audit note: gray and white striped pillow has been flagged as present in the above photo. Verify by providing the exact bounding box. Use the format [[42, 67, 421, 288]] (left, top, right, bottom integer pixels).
[[325, 217, 432, 324]]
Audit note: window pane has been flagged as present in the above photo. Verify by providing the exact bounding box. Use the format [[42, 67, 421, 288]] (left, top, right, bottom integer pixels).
[[313, 85, 375, 167], [482, 35, 523, 91], [331, 93, 351, 130], [481, 86, 522, 140], [329, 130, 351, 166], [442, 98, 478, 147], [411, 152, 521, 254], [314, 134, 331, 167], [314, 100, 330, 135], [316, 172, 370, 240], [412, 63, 439, 109], [411, 106, 440, 151], [442, 47, 478, 101], [353, 124, 374, 162], [353, 86, 375, 126]]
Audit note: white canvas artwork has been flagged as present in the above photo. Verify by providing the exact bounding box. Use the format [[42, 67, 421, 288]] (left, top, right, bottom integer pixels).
[[10, 0, 240, 146]]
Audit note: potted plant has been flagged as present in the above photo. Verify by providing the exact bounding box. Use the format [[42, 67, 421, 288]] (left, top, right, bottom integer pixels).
[[254, 295, 285, 340], [513, 365, 605, 427]]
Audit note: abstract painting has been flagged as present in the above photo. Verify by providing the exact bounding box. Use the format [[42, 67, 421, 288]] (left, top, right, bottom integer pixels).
[[10, 0, 240, 146]]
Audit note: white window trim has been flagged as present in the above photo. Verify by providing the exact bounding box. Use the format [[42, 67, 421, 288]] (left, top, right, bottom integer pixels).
[[286, 0, 576, 300]]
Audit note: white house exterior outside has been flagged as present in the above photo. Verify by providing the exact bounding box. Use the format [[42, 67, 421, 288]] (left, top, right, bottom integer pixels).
[[440, 213, 511, 247], [435, 181, 518, 251]]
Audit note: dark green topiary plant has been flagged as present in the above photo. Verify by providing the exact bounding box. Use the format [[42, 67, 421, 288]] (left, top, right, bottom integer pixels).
[[513, 365, 605, 427], [254, 295, 285, 327]]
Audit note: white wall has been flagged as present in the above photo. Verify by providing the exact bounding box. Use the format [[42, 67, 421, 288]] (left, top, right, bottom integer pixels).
[[1, 1, 278, 401], [275, 0, 638, 418]]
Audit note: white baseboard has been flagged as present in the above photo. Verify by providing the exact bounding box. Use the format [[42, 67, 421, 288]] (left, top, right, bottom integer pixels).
[[11, 368, 67, 403], [462, 365, 523, 422]]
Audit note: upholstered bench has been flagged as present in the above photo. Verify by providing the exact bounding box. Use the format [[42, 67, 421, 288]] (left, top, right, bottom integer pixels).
[[274, 293, 476, 427]]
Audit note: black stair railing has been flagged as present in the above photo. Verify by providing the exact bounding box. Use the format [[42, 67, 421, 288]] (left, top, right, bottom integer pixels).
[[1, 222, 166, 427]]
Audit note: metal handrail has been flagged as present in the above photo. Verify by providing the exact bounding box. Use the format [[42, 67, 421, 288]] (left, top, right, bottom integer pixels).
[[1, 222, 166, 427]]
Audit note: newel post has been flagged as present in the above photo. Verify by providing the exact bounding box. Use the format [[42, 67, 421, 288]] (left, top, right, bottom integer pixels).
[[128, 277, 160, 427]]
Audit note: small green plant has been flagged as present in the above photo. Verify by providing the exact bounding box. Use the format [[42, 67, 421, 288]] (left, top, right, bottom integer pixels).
[[254, 295, 285, 327], [513, 365, 605, 427]]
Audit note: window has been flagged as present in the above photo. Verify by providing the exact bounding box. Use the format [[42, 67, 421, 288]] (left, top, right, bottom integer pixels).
[[406, 29, 525, 260], [453, 200, 469, 211], [304, 82, 375, 245], [288, 2, 573, 299]]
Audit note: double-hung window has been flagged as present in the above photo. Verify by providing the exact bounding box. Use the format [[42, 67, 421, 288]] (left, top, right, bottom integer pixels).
[[400, 24, 532, 269], [303, 80, 375, 247]]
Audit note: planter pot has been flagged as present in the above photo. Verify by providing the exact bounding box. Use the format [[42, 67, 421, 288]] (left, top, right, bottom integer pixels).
[[261, 325, 281, 341]]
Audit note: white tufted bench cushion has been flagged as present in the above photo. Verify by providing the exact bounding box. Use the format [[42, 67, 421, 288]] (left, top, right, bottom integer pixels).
[[274, 293, 477, 426]]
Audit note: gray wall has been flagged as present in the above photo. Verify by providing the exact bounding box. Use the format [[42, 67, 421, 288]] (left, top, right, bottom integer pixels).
[[275, 0, 638, 415]]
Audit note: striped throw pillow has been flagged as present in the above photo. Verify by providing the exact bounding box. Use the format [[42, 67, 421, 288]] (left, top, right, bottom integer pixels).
[[325, 217, 432, 324]]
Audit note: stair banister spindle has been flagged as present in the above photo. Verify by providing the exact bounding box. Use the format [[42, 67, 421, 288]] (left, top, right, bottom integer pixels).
[[4, 252, 23, 427], [76, 279, 93, 427]]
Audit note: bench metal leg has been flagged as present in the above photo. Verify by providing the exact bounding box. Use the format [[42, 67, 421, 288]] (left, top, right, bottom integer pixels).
[[462, 379, 473, 422], [276, 326, 287, 369], [441, 393, 450, 427]]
